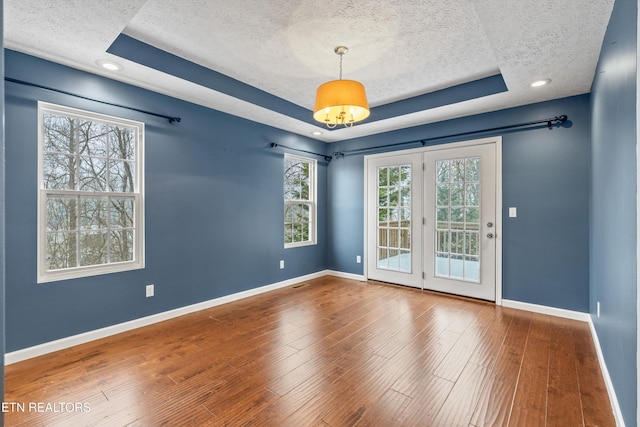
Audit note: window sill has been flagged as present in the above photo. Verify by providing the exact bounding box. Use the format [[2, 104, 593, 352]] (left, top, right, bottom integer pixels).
[[285, 241, 317, 249], [37, 260, 144, 284]]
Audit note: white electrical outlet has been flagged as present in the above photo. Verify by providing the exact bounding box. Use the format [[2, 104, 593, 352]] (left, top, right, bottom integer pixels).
[[279, 260, 285, 269], [356, 255, 361, 263], [509, 207, 517, 218], [146, 284, 154, 298], [597, 301, 600, 318]]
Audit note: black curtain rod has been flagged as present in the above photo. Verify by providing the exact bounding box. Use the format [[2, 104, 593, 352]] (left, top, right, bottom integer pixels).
[[270, 143, 332, 162], [333, 115, 569, 158], [5, 77, 182, 124]]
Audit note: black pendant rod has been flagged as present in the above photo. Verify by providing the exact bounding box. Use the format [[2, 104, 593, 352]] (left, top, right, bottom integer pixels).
[[5, 77, 182, 124], [270, 143, 332, 162], [333, 115, 568, 158]]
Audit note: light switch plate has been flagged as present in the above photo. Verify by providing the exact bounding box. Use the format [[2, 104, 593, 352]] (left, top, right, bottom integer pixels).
[[509, 207, 517, 218]]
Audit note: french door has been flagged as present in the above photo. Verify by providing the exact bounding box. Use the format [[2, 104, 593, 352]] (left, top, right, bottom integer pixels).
[[366, 140, 499, 301], [366, 153, 424, 288]]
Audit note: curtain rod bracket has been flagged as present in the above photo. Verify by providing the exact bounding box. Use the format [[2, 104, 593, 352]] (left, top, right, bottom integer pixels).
[[547, 115, 568, 128]]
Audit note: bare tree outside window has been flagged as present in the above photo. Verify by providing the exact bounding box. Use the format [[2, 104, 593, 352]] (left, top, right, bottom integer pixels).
[[38, 103, 144, 282], [284, 154, 316, 247]]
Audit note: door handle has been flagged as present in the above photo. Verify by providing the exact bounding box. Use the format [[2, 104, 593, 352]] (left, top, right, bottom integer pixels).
[[487, 233, 494, 239], [487, 222, 493, 227]]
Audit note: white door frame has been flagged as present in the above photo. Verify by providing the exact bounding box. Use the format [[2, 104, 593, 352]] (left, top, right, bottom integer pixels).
[[363, 136, 503, 305]]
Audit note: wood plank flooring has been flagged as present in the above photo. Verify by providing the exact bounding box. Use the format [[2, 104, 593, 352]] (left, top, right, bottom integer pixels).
[[4, 276, 616, 426]]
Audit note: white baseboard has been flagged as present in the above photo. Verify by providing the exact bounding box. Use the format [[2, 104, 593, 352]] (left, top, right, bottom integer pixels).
[[5, 269, 332, 365], [325, 270, 365, 281], [588, 318, 625, 427], [501, 299, 623, 426], [501, 299, 590, 322], [3, 275, 626, 427]]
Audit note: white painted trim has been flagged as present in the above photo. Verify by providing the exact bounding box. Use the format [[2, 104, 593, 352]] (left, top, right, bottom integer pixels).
[[363, 136, 501, 160], [589, 317, 626, 427], [5, 270, 331, 365], [363, 155, 369, 282], [494, 137, 503, 305], [502, 300, 624, 425], [4, 272, 624, 426], [501, 299, 590, 322], [37, 102, 145, 283], [636, 4, 640, 424], [284, 153, 317, 249], [325, 270, 365, 281], [363, 136, 503, 301], [364, 152, 424, 288]]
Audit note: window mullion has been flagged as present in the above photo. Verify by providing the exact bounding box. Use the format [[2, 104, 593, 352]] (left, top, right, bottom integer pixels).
[[104, 195, 109, 264], [75, 195, 81, 268], [44, 189, 123, 198], [74, 121, 81, 268], [105, 127, 110, 265]]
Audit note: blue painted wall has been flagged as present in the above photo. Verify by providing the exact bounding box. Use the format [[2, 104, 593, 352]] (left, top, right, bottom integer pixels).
[[590, 0, 637, 424], [0, 0, 6, 414], [327, 95, 591, 313], [4, 50, 328, 352]]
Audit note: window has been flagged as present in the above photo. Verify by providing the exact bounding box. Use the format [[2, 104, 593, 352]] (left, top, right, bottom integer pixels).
[[37, 102, 144, 283], [284, 154, 316, 248]]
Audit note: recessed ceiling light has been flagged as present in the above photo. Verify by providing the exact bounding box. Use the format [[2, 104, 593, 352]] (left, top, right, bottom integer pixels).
[[96, 59, 123, 72], [530, 79, 551, 87], [312, 131, 323, 136]]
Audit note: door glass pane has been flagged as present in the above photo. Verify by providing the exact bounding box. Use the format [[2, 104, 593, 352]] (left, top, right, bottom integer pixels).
[[400, 187, 411, 206], [388, 187, 399, 206], [378, 247, 388, 269], [434, 157, 481, 282], [451, 159, 465, 182], [388, 248, 400, 270], [377, 165, 411, 272], [436, 253, 449, 276], [378, 228, 388, 247], [436, 160, 449, 183], [437, 184, 449, 206], [400, 229, 410, 249], [400, 165, 411, 185]]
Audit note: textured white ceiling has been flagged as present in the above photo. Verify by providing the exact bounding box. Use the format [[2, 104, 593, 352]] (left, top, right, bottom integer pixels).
[[123, 0, 501, 108], [4, 0, 615, 142]]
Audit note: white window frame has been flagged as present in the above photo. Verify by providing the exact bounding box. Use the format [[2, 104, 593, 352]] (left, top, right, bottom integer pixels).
[[37, 102, 145, 283], [284, 153, 317, 248]]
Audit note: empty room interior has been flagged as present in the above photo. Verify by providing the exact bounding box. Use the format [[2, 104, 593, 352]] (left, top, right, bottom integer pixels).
[[0, 0, 638, 426]]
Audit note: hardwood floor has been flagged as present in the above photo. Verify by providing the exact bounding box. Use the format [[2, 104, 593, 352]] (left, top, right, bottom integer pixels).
[[4, 276, 616, 426]]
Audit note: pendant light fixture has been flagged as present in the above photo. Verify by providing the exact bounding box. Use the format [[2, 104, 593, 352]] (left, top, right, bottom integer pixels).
[[313, 46, 370, 128]]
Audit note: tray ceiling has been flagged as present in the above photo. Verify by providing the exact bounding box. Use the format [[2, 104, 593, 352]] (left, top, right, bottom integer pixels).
[[4, 0, 614, 142]]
